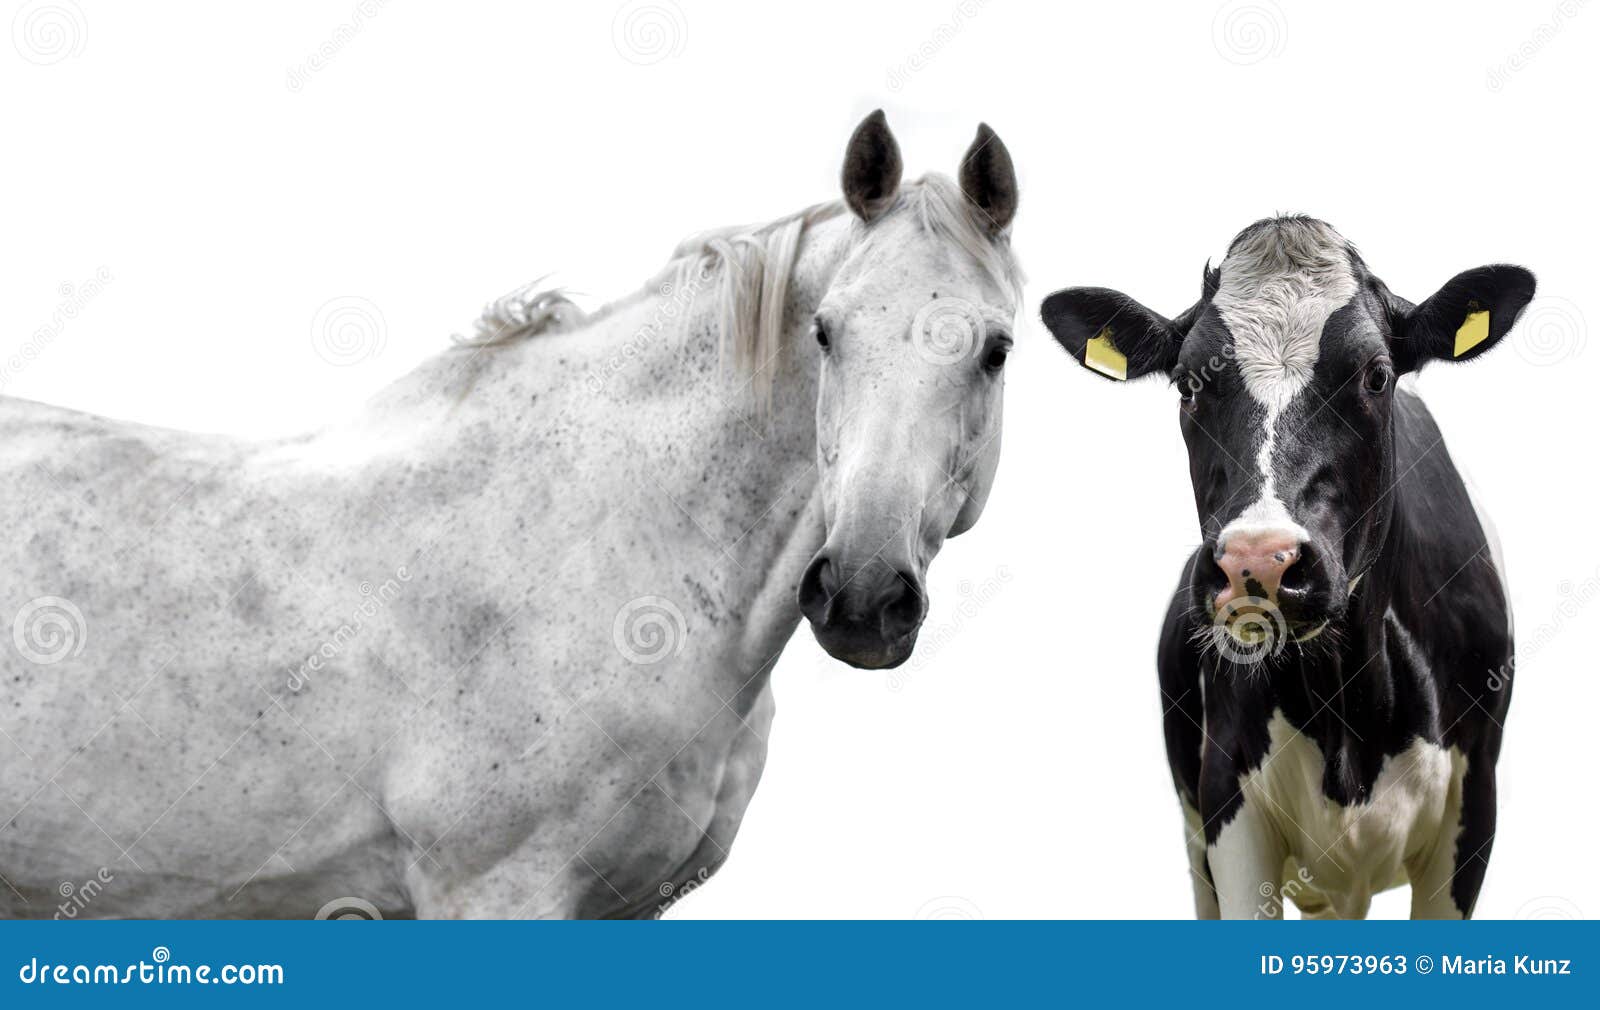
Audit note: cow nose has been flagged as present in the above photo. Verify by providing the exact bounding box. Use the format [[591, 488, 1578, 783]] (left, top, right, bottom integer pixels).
[[1213, 529, 1302, 610]]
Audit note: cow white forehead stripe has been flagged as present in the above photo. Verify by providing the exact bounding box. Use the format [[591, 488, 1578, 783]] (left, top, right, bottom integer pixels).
[[1214, 219, 1357, 547], [1213, 218, 1358, 412]]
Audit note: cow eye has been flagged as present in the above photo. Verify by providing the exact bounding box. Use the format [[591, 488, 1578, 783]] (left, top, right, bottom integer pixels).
[[1364, 361, 1393, 395], [1177, 380, 1199, 409], [983, 340, 1010, 372], [814, 318, 830, 351]]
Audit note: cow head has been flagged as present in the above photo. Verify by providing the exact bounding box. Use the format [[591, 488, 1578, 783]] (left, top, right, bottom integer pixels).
[[1042, 216, 1534, 657]]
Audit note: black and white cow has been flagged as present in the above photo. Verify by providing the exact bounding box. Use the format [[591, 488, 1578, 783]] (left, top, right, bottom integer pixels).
[[1042, 216, 1534, 919]]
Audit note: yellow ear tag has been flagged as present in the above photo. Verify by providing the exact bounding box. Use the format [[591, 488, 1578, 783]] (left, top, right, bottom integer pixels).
[[1454, 310, 1490, 357], [1084, 328, 1128, 380]]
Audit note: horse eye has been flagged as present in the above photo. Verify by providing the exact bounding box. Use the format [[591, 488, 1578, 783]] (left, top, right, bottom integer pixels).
[[1364, 362, 1393, 395], [983, 345, 1009, 371], [814, 320, 830, 350]]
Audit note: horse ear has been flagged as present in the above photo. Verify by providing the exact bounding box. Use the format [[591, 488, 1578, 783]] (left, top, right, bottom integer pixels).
[[1390, 265, 1536, 373], [841, 109, 903, 223], [958, 123, 1017, 233]]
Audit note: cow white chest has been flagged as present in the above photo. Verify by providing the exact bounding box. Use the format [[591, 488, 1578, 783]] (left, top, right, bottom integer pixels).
[[1220, 711, 1461, 918]]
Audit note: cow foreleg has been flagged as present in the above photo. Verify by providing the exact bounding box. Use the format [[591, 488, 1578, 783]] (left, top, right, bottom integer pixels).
[[1181, 798, 1220, 919], [1207, 800, 1287, 920], [1410, 748, 1493, 919]]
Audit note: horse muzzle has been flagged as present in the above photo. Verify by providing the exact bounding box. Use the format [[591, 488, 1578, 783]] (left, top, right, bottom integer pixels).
[[797, 552, 927, 669]]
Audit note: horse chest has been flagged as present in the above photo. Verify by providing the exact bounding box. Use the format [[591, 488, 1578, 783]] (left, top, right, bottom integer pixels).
[[546, 687, 775, 917], [1241, 713, 1453, 907]]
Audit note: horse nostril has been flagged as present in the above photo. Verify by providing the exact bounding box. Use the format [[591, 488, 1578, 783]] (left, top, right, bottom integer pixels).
[[797, 554, 840, 624], [878, 570, 926, 641]]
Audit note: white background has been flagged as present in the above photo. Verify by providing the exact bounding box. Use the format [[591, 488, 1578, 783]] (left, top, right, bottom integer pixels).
[[3, 2, 1595, 919]]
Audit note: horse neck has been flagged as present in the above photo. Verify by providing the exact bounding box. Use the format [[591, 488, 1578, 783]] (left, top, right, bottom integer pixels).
[[348, 209, 853, 560]]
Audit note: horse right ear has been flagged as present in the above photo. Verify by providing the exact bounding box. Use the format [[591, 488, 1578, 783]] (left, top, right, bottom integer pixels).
[[841, 109, 902, 223], [1040, 287, 1183, 382]]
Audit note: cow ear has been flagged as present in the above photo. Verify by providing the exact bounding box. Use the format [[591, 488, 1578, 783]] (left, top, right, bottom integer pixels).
[[1392, 265, 1536, 372], [1040, 287, 1183, 382]]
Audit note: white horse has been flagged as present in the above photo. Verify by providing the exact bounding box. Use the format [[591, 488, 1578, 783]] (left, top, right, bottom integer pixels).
[[0, 112, 1021, 919]]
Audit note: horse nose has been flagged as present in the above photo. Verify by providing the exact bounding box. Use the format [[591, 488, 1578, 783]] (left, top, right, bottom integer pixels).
[[1213, 529, 1302, 610], [798, 553, 927, 661]]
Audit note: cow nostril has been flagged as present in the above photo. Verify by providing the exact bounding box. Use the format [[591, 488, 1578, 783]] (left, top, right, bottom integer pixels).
[[1278, 543, 1315, 596]]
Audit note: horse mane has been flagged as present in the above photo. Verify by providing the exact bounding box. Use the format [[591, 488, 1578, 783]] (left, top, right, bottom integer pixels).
[[453, 173, 1021, 407]]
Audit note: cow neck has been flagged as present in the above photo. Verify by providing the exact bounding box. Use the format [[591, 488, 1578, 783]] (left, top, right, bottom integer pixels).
[[1268, 500, 1412, 789]]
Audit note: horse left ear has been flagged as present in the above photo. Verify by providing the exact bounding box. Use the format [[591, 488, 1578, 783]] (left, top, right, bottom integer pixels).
[[958, 123, 1017, 233], [841, 109, 903, 223], [1391, 264, 1536, 372]]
